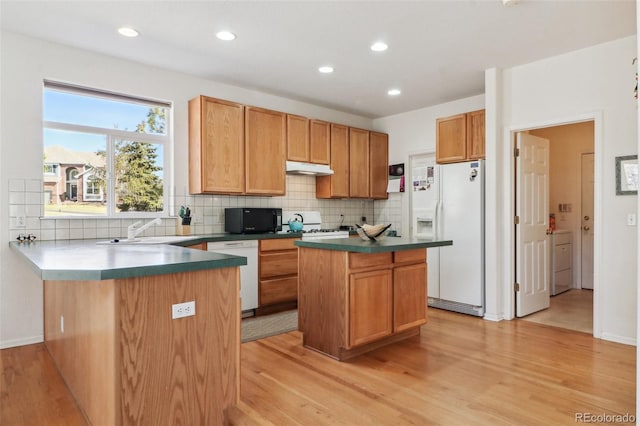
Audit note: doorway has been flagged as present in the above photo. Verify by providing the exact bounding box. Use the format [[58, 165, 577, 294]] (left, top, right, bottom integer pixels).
[[516, 121, 595, 334]]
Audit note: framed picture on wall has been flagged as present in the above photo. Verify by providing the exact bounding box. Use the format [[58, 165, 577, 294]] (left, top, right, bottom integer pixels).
[[615, 155, 638, 195]]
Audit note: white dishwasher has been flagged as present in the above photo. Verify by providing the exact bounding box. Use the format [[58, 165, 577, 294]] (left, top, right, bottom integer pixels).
[[207, 240, 258, 313]]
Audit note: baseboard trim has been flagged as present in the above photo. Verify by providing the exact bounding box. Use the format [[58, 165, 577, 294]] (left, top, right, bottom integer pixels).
[[599, 332, 636, 347], [0, 334, 44, 349], [483, 313, 503, 322]]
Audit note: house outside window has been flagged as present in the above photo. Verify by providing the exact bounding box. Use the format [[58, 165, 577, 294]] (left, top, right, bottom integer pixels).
[[43, 81, 171, 217]]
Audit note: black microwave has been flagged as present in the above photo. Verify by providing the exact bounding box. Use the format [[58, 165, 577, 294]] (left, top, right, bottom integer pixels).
[[225, 208, 283, 234]]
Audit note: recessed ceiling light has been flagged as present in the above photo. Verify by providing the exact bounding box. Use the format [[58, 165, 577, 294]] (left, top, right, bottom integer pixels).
[[502, 0, 520, 5], [370, 41, 388, 52], [318, 66, 334, 74], [387, 89, 401, 96], [216, 31, 236, 41], [118, 27, 139, 37]]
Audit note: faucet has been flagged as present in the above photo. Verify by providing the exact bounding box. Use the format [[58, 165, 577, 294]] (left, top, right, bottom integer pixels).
[[127, 218, 162, 240]]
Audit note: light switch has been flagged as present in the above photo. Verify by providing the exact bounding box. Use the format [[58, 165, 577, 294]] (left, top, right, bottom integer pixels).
[[627, 213, 636, 226]]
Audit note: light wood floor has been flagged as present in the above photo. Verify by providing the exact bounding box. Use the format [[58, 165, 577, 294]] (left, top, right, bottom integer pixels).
[[2, 309, 635, 425], [521, 289, 593, 333]]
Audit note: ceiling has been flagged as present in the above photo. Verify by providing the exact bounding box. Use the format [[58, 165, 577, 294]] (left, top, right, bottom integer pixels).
[[0, 1, 636, 118]]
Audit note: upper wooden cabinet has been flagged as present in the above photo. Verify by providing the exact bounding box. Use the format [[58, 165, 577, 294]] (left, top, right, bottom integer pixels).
[[309, 120, 330, 164], [369, 131, 389, 200], [349, 128, 370, 198], [287, 116, 330, 165], [466, 109, 485, 160], [436, 109, 485, 164], [245, 106, 286, 195], [286, 114, 310, 162], [316, 124, 349, 198], [189, 96, 245, 194]]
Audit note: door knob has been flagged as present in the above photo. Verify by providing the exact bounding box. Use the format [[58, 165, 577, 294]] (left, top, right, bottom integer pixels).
[[583, 225, 590, 231]]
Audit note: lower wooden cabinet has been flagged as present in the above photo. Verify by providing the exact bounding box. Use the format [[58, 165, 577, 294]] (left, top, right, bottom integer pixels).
[[298, 247, 428, 360], [258, 238, 299, 313]]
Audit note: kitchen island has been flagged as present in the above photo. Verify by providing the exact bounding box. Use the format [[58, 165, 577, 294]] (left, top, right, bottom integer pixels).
[[295, 237, 452, 361], [10, 240, 246, 425]]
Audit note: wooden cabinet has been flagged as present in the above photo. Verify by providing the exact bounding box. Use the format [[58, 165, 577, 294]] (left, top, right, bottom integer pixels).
[[286, 114, 310, 162], [436, 109, 485, 164], [189, 96, 245, 194], [298, 247, 427, 360], [185, 242, 207, 251], [349, 127, 370, 198], [309, 120, 330, 164], [245, 106, 286, 195], [287, 116, 330, 165], [466, 109, 485, 160], [316, 123, 349, 198], [369, 131, 389, 199], [257, 238, 299, 314], [349, 269, 393, 347]]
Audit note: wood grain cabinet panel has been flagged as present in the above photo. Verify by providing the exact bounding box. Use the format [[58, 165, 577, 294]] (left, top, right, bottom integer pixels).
[[393, 263, 427, 333], [317, 123, 349, 198], [287, 114, 310, 162], [466, 109, 486, 160], [369, 131, 389, 199], [189, 96, 244, 194], [436, 113, 467, 164], [245, 106, 286, 195], [349, 127, 370, 198], [309, 120, 330, 164], [348, 269, 393, 347], [258, 238, 299, 311], [436, 109, 485, 164]]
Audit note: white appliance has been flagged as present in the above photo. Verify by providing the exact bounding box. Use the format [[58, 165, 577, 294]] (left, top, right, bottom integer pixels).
[[207, 240, 258, 314], [411, 156, 485, 317], [281, 211, 349, 240]]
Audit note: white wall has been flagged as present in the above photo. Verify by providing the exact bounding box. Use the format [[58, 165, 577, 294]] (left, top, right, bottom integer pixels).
[[0, 31, 373, 348], [374, 36, 638, 344], [501, 36, 637, 344]]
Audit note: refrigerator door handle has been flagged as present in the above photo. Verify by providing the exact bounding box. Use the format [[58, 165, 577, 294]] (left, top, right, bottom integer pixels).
[[436, 200, 443, 239]]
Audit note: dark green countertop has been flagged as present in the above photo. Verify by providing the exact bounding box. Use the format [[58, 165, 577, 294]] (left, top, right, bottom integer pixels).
[[10, 239, 247, 281], [294, 237, 452, 253]]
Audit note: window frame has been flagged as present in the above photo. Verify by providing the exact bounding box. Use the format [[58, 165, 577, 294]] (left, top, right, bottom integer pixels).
[[43, 82, 172, 218]]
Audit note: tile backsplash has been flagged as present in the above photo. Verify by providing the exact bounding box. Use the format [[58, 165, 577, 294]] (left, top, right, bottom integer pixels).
[[7, 175, 402, 242]]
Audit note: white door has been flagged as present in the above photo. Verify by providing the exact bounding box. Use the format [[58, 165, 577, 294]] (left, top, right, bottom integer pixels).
[[516, 133, 551, 317], [580, 153, 594, 290]]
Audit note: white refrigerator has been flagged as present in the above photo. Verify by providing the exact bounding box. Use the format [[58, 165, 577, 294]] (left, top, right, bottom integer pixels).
[[411, 155, 485, 317]]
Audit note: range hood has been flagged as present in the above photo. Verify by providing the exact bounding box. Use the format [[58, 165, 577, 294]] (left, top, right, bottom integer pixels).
[[286, 161, 334, 176]]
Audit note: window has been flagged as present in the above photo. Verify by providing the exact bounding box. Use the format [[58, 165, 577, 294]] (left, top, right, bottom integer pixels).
[[43, 81, 171, 217]]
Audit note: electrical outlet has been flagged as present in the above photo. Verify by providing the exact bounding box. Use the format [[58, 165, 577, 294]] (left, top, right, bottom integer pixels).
[[361, 216, 367, 223], [627, 213, 636, 226], [172, 300, 196, 319], [16, 215, 26, 228]]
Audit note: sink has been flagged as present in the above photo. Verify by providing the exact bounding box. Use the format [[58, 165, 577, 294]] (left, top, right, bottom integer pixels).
[[96, 236, 196, 245]]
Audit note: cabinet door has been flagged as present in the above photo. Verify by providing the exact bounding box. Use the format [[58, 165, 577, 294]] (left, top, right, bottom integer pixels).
[[369, 131, 388, 199], [309, 120, 330, 164], [287, 114, 309, 162], [189, 96, 244, 194], [245, 107, 286, 195], [466, 109, 485, 160], [349, 127, 370, 198], [316, 123, 349, 198], [348, 269, 393, 348], [393, 263, 427, 333], [436, 113, 467, 164]]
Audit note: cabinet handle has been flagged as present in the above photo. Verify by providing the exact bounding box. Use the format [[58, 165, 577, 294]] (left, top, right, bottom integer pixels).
[[583, 225, 590, 231]]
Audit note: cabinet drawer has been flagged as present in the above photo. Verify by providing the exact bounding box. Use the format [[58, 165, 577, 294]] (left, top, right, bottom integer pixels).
[[260, 251, 298, 278], [394, 249, 426, 265], [349, 252, 392, 270], [260, 238, 299, 252], [553, 232, 571, 245], [554, 244, 572, 270], [554, 269, 572, 288], [260, 276, 298, 305]]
